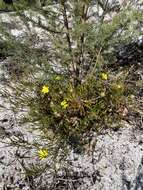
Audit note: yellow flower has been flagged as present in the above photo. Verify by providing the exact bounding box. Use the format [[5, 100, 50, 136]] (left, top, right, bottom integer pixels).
[[55, 76, 61, 80], [61, 100, 69, 109], [41, 85, 49, 94], [38, 149, 48, 160], [101, 73, 108, 80]]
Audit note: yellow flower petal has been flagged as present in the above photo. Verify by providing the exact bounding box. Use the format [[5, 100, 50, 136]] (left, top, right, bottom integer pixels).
[[38, 149, 48, 160], [101, 73, 108, 80], [61, 100, 69, 109], [41, 85, 49, 94]]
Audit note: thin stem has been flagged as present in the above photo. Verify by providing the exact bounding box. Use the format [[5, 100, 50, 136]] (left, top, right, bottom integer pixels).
[[60, 0, 77, 87]]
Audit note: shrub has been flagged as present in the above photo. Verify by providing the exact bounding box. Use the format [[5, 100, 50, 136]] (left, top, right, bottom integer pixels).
[[0, 0, 142, 175]]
